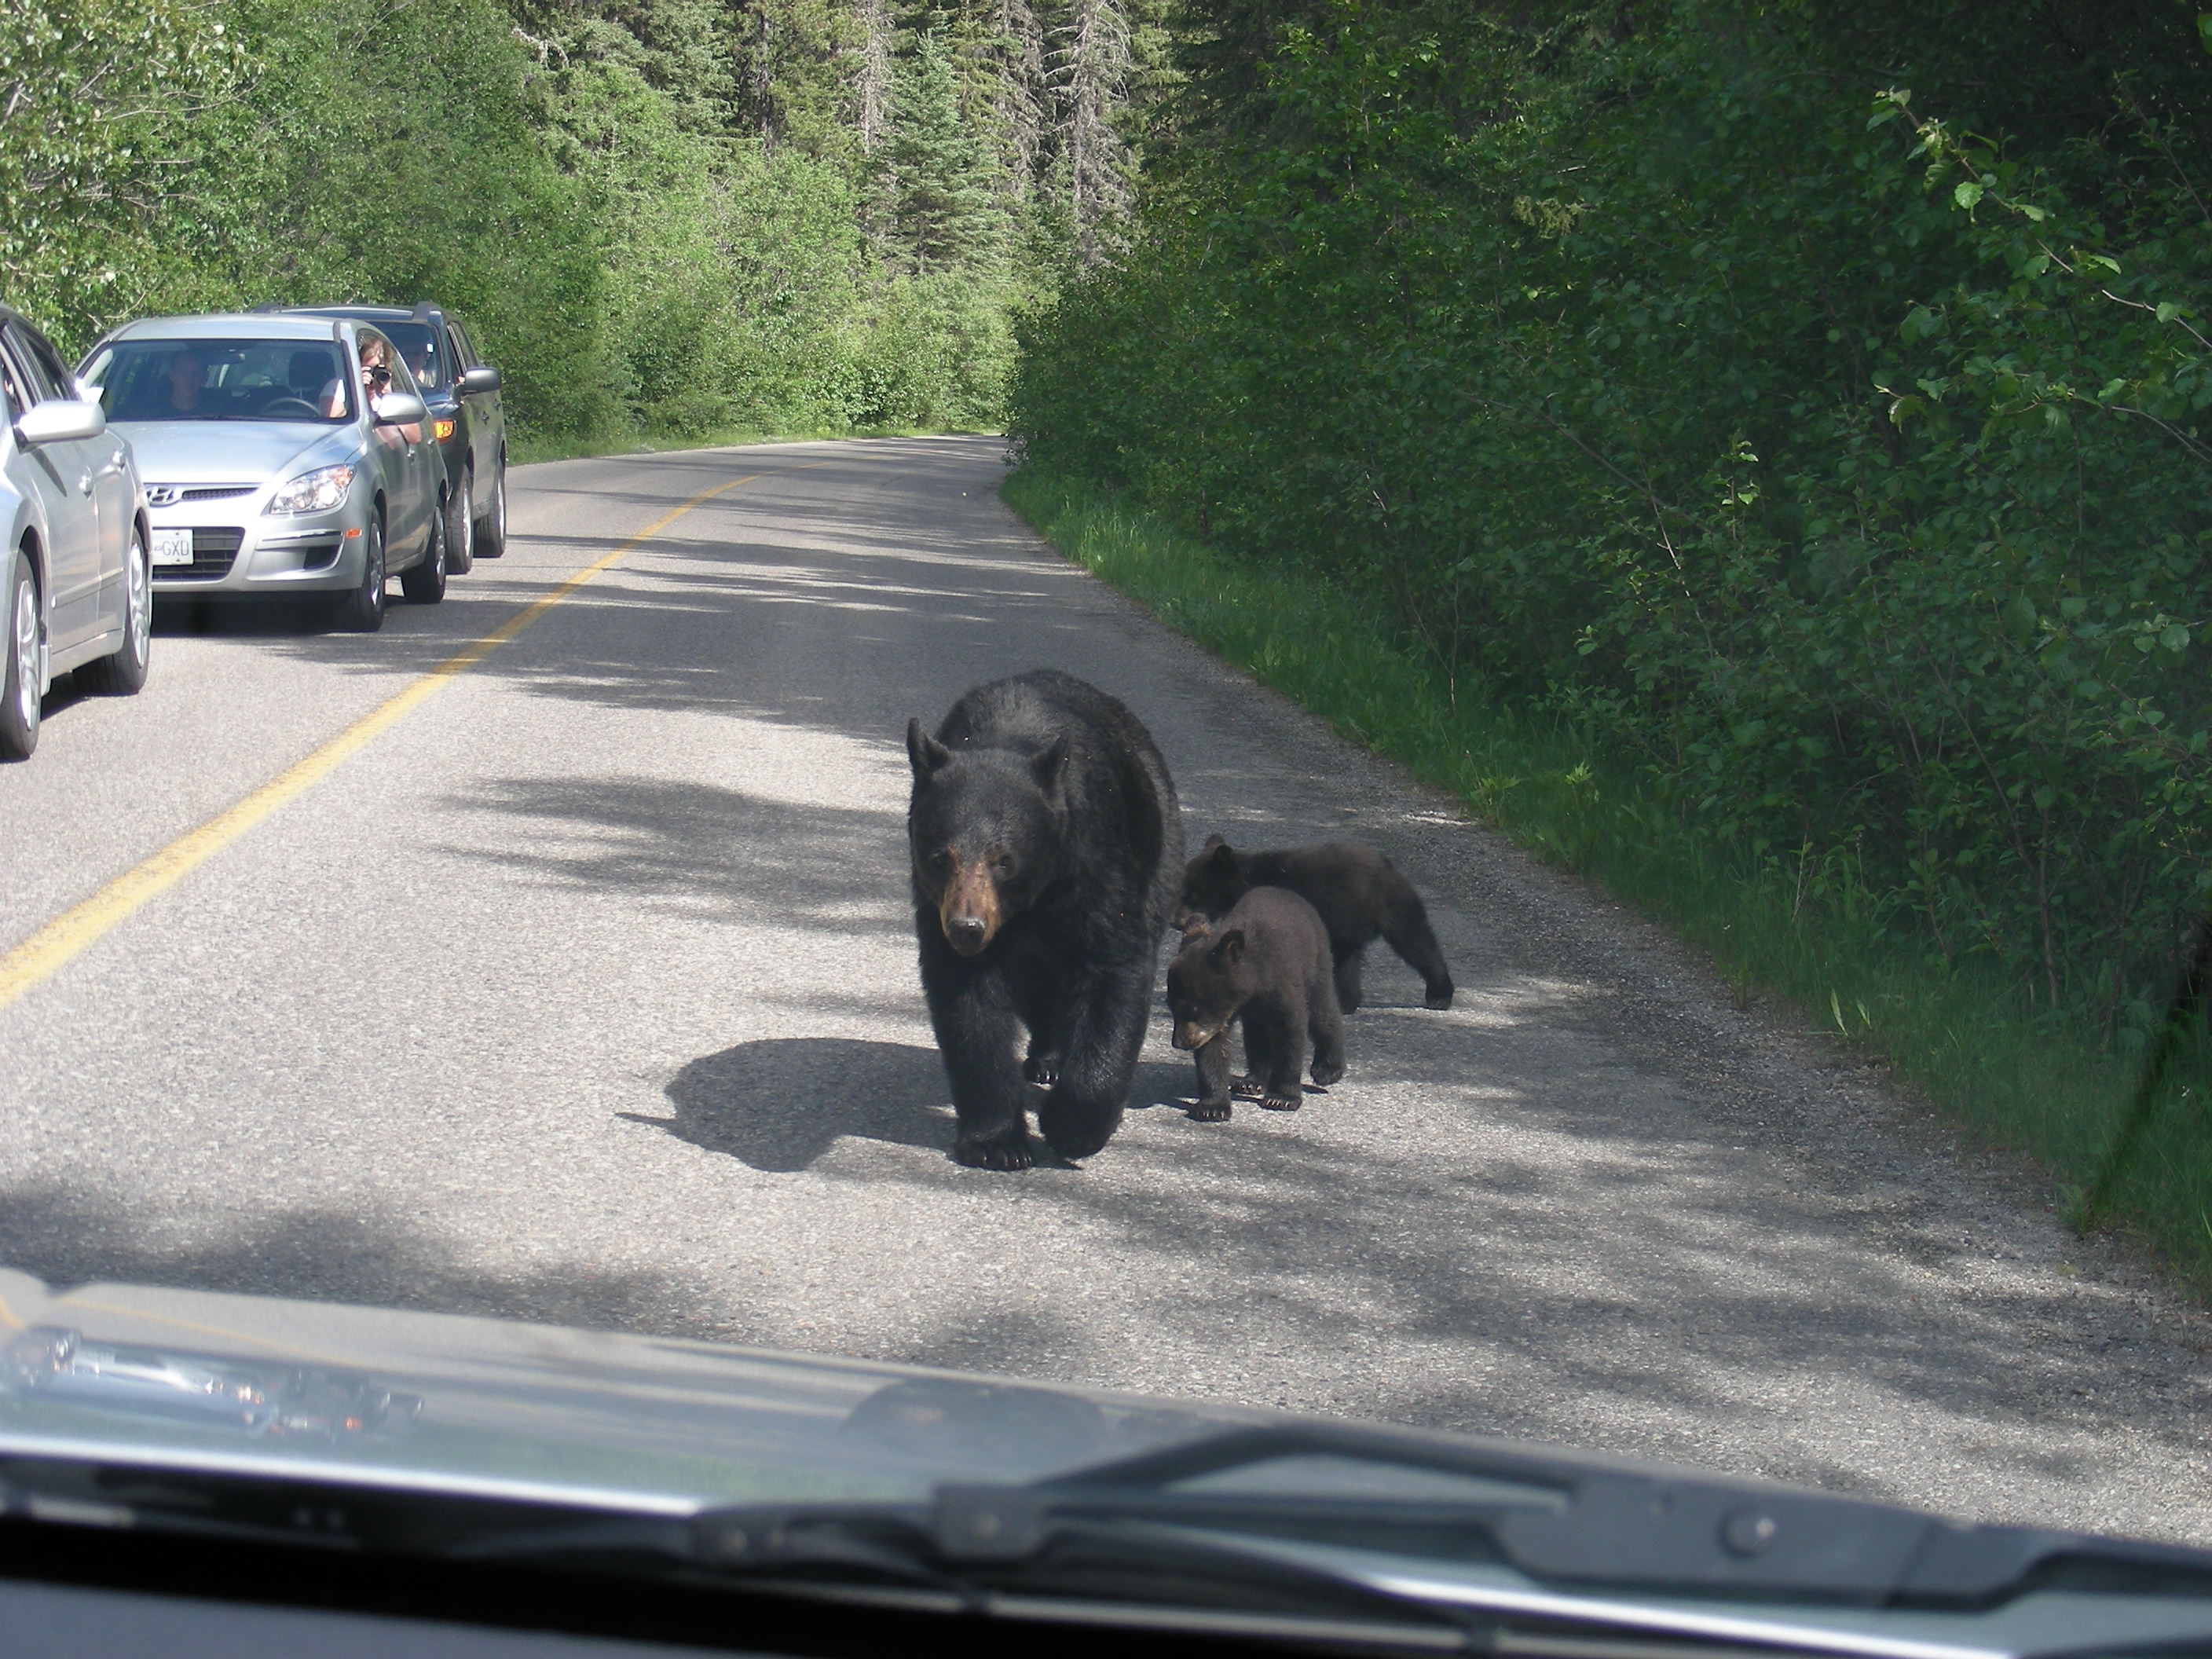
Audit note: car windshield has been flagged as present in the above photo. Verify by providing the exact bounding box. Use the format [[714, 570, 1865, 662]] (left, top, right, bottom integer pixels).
[[85, 337, 353, 423]]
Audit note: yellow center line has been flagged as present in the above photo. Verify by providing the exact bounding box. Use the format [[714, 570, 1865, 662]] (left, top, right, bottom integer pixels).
[[0, 460, 822, 1012]]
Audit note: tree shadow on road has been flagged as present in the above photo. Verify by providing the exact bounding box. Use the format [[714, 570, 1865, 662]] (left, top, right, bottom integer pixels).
[[642, 1037, 1195, 1172], [0, 1181, 703, 1338]]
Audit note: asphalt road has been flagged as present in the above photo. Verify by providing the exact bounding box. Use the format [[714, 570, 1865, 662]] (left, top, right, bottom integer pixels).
[[2, 436, 2207, 1544]]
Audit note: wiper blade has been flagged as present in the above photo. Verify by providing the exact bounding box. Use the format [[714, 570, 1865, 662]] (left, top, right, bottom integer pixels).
[[925, 1421, 2212, 1610]]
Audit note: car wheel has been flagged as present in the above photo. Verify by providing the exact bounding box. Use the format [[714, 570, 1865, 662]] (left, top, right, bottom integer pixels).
[[445, 469, 474, 576], [1, 555, 41, 760], [79, 524, 152, 695], [335, 518, 386, 632], [473, 463, 506, 558], [401, 505, 446, 604]]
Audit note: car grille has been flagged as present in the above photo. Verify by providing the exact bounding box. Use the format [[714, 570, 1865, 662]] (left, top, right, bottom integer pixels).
[[159, 529, 246, 581], [146, 485, 258, 507]]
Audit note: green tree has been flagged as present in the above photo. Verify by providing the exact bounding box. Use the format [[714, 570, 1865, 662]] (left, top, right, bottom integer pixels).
[[884, 25, 1007, 269]]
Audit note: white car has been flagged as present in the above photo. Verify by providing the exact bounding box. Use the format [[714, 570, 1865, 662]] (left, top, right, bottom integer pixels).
[[0, 306, 152, 761]]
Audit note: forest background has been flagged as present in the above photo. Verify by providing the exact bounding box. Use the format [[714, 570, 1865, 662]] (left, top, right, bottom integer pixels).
[[4, 0, 1168, 441]]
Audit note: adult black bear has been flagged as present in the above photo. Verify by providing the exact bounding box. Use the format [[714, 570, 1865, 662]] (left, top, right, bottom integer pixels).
[[1177, 837, 1454, 1013], [907, 670, 1184, 1170], [1168, 887, 1346, 1119]]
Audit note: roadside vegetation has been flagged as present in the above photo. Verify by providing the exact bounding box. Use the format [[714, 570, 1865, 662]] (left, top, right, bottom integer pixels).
[[4, 0, 1168, 445], [1007, 1, 2212, 1284]]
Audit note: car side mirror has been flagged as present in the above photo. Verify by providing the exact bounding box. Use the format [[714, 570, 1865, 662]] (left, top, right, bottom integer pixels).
[[372, 391, 428, 427], [13, 399, 106, 447], [458, 365, 501, 395]]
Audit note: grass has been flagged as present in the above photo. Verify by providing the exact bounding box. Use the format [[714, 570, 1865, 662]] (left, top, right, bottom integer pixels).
[[1002, 462, 2212, 1296], [508, 423, 991, 467]]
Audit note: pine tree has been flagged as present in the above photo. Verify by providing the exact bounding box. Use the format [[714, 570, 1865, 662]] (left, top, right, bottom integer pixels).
[[884, 27, 1005, 270], [1048, 0, 1132, 260]]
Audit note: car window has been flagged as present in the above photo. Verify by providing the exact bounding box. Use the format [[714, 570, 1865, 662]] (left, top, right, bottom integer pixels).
[[16, 323, 80, 403], [379, 321, 446, 390], [85, 338, 354, 423], [3, 322, 64, 404], [0, 346, 20, 425]]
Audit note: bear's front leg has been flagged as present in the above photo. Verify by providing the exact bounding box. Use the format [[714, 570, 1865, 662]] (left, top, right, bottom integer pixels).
[[1331, 947, 1365, 1015], [1243, 1001, 1308, 1111], [919, 937, 1035, 1170], [1188, 1034, 1233, 1122], [1037, 965, 1152, 1159]]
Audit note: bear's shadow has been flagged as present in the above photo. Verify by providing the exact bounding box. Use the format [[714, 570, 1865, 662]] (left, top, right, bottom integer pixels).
[[639, 1038, 1194, 1172]]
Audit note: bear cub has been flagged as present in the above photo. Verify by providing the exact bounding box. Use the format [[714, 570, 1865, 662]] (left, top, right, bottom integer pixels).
[[907, 669, 1183, 1170], [1177, 837, 1453, 1014], [1168, 886, 1346, 1119]]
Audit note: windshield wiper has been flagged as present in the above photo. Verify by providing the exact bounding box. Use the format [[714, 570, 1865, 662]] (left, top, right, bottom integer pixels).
[[934, 1421, 2212, 1610]]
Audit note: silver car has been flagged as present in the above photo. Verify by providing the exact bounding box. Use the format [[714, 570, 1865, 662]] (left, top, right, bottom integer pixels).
[[78, 313, 447, 632], [0, 306, 152, 761]]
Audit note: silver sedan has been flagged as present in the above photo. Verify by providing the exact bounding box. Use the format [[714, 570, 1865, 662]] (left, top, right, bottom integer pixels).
[[0, 306, 152, 761], [78, 314, 446, 632]]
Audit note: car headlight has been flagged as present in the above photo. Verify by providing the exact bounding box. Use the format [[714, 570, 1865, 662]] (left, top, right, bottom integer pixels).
[[265, 464, 356, 516]]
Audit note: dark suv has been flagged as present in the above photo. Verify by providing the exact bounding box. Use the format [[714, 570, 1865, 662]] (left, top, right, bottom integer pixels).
[[266, 302, 507, 572]]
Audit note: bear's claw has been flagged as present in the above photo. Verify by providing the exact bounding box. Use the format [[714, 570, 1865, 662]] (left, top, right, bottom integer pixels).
[[1229, 1074, 1265, 1100], [1022, 1056, 1059, 1087], [954, 1131, 1035, 1170], [1260, 1091, 1302, 1111], [1188, 1098, 1232, 1122], [1424, 986, 1454, 1011]]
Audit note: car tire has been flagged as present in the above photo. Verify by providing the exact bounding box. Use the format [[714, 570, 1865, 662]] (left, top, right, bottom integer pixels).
[[335, 518, 386, 632], [473, 462, 506, 558], [1, 553, 41, 760], [401, 506, 446, 605], [445, 469, 474, 576], [79, 525, 152, 696]]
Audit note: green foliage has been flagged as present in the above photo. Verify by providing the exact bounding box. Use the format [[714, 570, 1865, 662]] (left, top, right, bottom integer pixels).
[[0, 0, 244, 327], [5, 0, 1174, 442], [1008, 460, 2212, 1290], [1013, 0, 2212, 1267]]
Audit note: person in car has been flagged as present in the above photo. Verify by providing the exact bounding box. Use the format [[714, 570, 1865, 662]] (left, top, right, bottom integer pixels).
[[163, 350, 207, 415], [358, 335, 394, 403]]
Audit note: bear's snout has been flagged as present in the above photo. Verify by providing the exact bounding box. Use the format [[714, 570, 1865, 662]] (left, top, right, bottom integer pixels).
[[938, 861, 1003, 956], [1172, 1017, 1228, 1052]]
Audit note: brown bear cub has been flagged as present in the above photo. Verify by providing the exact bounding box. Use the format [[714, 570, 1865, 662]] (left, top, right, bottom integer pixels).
[[1177, 837, 1453, 1014], [1168, 886, 1346, 1120]]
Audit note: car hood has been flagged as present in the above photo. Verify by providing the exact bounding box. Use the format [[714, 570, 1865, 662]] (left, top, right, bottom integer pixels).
[[113, 421, 357, 486], [0, 1268, 1258, 1513]]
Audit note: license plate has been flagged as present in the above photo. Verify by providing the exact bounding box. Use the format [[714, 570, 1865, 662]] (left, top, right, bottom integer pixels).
[[152, 529, 194, 567]]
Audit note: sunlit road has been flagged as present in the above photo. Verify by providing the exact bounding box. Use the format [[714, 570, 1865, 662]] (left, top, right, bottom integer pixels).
[[2, 436, 2207, 1542]]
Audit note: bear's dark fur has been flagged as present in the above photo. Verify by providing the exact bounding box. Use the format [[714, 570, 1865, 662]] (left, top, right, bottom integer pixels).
[[1177, 837, 1453, 1013], [907, 670, 1184, 1170], [1168, 886, 1345, 1119]]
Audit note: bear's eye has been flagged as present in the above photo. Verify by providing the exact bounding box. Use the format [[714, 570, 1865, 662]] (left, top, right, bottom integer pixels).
[[994, 855, 1015, 873], [928, 849, 955, 871]]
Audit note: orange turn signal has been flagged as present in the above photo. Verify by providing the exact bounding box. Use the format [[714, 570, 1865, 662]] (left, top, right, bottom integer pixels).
[[432, 418, 457, 442]]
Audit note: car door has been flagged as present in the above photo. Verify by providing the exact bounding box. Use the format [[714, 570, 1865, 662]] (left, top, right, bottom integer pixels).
[[0, 329, 100, 651], [449, 318, 503, 483], [384, 353, 437, 561], [17, 320, 130, 635]]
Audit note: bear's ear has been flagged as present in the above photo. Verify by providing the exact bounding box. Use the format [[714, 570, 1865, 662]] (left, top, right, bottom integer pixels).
[[1210, 928, 1246, 966], [906, 719, 952, 778], [1200, 833, 1227, 854], [1031, 733, 1071, 793], [1207, 840, 1237, 873]]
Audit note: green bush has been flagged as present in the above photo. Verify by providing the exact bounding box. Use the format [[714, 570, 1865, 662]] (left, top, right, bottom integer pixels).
[[1011, 0, 2212, 1267]]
